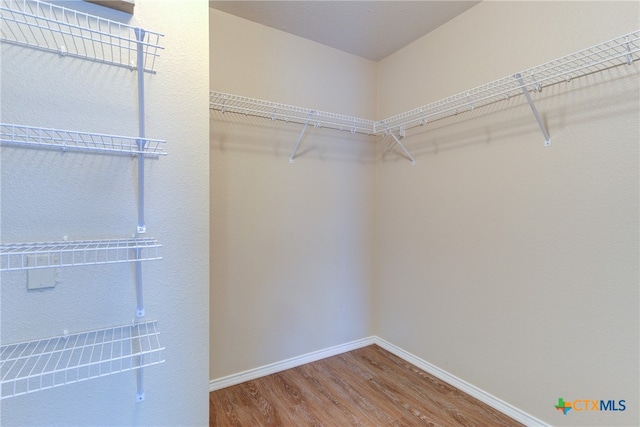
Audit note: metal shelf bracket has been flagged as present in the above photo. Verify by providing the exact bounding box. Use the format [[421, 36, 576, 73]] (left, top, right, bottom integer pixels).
[[382, 123, 416, 165], [289, 111, 317, 163], [515, 73, 551, 146], [626, 36, 635, 65]]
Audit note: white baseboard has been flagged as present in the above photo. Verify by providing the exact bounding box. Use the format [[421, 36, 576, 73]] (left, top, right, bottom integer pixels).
[[209, 336, 376, 391], [210, 336, 548, 427], [371, 337, 549, 427]]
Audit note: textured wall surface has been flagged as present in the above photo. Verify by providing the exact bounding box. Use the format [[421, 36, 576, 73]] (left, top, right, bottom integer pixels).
[[210, 8, 377, 380], [374, 2, 639, 426], [0, 1, 210, 425]]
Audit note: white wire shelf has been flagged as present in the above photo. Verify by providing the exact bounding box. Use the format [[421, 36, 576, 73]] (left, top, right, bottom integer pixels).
[[0, 123, 166, 156], [0, 238, 162, 271], [210, 91, 376, 135], [0, 0, 164, 72], [211, 29, 639, 147], [375, 30, 640, 133], [0, 320, 164, 399]]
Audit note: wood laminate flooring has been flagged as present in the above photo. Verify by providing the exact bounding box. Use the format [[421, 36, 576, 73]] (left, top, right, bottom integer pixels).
[[210, 344, 523, 426]]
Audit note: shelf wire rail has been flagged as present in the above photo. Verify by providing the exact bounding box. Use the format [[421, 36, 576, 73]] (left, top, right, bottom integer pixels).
[[0, 123, 166, 156], [0, 320, 164, 399], [210, 91, 376, 135], [0, 238, 162, 271], [0, 0, 164, 72], [374, 30, 640, 135], [210, 30, 638, 161]]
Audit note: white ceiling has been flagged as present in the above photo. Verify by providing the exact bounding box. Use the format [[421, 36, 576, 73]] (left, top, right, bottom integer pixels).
[[209, 1, 480, 62]]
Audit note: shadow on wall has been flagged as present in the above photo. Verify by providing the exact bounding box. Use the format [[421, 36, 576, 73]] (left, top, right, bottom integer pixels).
[[210, 114, 378, 165]]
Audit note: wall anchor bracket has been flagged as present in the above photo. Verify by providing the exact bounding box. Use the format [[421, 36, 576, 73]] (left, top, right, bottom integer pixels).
[[515, 73, 551, 146], [289, 111, 316, 163]]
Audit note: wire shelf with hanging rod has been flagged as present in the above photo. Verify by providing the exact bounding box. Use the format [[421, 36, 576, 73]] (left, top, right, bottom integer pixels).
[[210, 29, 639, 161], [210, 91, 376, 135], [0, 0, 164, 72], [374, 30, 640, 134], [0, 320, 164, 399]]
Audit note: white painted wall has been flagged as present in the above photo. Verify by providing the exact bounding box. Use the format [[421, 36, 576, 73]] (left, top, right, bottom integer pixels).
[[210, 9, 377, 380], [0, 1, 209, 425], [375, 2, 639, 426]]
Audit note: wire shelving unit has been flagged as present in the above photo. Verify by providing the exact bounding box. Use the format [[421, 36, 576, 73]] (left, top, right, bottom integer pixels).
[[374, 30, 640, 134], [0, 320, 164, 400], [210, 91, 376, 135], [0, 124, 166, 156], [1, 0, 166, 401], [211, 30, 639, 161], [0, 238, 162, 271], [0, 0, 164, 72]]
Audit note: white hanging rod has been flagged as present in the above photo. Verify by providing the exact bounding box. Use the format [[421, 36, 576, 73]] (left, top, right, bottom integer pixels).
[[210, 91, 376, 135], [0, 123, 166, 156], [0, 320, 164, 400], [375, 30, 640, 133], [0, 0, 164, 72], [0, 238, 162, 271]]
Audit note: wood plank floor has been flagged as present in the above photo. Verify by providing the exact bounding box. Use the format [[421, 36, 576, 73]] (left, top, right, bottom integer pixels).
[[210, 345, 523, 426]]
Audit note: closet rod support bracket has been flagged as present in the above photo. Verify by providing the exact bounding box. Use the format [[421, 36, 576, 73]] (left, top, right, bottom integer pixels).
[[383, 124, 416, 165], [515, 73, 551, 146], [289, 111, 316, 163]]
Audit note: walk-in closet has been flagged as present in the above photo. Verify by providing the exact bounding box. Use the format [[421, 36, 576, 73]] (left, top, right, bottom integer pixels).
[[1, 1, 638, 426], [209, 2, 639, 426]]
